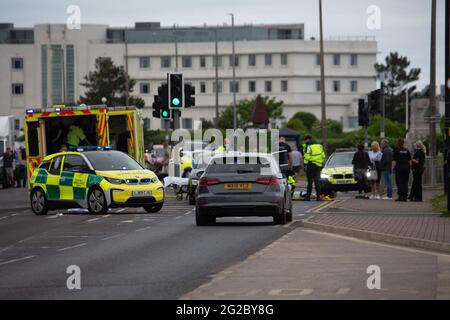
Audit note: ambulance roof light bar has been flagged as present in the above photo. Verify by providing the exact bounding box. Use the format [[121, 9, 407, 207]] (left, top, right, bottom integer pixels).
[[69, 146, 113, 152]]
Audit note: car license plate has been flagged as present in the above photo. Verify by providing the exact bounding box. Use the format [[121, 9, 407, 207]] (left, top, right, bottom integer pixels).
[[336, 180, 353, 184], [132, 190, 151, 197], [224, 183, 252, 190]]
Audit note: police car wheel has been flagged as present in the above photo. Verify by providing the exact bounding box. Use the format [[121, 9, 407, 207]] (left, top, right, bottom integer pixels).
[[31, 188, 48, 215], [87, 187, 108, 214], [143, 203, 163, 213], [273, 207, 287, 225]]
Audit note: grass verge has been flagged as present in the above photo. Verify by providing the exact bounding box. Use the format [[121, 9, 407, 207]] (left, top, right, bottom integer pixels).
[[430, 194, 450, 217]]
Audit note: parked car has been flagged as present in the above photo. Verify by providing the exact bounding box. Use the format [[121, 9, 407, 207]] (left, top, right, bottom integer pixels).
[[195, 152, 293, 226]]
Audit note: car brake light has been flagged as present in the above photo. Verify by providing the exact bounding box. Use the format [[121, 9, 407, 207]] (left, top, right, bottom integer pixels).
[[199, 177, 221, 186], [256, 176, 280, 185]]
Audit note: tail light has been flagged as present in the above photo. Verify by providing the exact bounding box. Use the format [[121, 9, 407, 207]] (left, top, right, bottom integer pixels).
[[199, 177, 221, 187], [256, 176, 280, 185]]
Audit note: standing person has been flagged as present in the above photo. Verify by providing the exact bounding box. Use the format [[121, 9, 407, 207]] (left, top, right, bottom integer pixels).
[[368, 141, 382, 199], [67, 119, 92, 148], [393, 138, 412, 202], [291, 147, 303, 175], [2, 148, 15, 188], [352, 143, 370, 196], [408, 140, 426, 202], [303, 135, 325, 201], [278, 136, 292, 175], [380, 139, 394, 200]]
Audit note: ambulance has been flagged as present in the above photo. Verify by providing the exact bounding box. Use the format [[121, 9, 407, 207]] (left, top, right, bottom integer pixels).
[[24, 105, 145, 182]]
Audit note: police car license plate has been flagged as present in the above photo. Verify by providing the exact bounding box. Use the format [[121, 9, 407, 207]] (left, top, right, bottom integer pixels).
[[132, 190, 151, 197], [224, 183, 252, 190], [336, 180, 353, 184]]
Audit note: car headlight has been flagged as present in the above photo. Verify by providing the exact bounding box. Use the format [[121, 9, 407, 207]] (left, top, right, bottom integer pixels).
[[104, 177, 124, 185], [320, 173, 331, 179]]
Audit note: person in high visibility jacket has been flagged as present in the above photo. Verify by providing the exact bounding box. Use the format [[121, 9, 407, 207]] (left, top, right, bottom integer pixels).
[[303, 135, 325, 201], [215, 138, 230, 152]]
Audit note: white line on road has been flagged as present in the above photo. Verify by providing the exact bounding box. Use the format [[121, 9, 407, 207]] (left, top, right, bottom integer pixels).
[[120, 220, 134, 223], [86, 218, 99, 222], [57, 243, 88, 252], [0, 216, 8, 221], [174, 216, 183, 220], [11, 213, 19, 216], [0, 255, 36, 266], [117, 208, 127, 213], [101, 233, 125, 241], [135, 226, 152, 232], [102, 214, 111, 218]]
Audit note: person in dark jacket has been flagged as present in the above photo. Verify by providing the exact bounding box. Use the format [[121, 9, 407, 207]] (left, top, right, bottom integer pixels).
[[380, 139, 394, 199], [393, 138, 412, 202], [408, 140, 426, 202], [352, 144, 370, 196]]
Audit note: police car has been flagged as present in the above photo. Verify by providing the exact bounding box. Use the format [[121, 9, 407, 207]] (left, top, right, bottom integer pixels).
[[29, 148, 164, 215]]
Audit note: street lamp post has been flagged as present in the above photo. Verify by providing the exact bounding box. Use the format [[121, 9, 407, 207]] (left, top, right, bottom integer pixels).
[[228, 13, 237, 130], [318, 0, 327, 153]]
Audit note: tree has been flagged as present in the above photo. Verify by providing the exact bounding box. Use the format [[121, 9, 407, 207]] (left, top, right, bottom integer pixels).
[[218, 96, 284, 129], [290, 112, 318, 131], [374, 52, 420, 122], [79, 57, 145, 108], [286, 118, 306, 132]]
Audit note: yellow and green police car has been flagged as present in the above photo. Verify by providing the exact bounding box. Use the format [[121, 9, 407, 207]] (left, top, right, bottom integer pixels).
[[29, 149, 164, 215], [320, 149, 371, 196]]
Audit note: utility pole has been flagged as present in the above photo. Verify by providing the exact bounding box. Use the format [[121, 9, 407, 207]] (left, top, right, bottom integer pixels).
[[124, 34, 129, 106], [318, 0, 327, 153], [444, 0, 449, 209], [429, 0, 437, 187], [229, 13, 237, 130], [380, 81, 385, 138], [173, 35, 180, 132], [215, 28, 220, 128]]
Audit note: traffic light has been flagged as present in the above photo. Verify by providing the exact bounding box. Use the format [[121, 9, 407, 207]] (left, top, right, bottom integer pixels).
[[184, 83, 195, 108], [152, 83, 169, 118], [168, 73, 184, 109], [358, 98, 369, 127], [368, 89, 381, 114]]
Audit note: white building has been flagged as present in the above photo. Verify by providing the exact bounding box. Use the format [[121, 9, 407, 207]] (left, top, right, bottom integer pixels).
[[0, 22, 377, 133]]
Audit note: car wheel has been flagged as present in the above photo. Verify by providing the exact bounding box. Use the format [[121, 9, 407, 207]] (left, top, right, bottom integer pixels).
[[143, 203, 163, 213], [286, 201, 293, 222], [30, 188, 48, 215], [273, 207, 287, 225], [87, 187, 108, 214], [195, 207, 215, 226]]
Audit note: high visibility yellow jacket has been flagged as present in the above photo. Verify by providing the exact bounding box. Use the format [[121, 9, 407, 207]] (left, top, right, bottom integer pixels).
[[304, 142, 325, 167]]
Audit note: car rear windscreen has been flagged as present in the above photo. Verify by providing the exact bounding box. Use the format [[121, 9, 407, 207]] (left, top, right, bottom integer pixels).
[[206, 157, 271, 173]]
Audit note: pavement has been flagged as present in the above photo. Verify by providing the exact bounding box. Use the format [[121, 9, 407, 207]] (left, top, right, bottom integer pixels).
[[0, 187, 28, 212]]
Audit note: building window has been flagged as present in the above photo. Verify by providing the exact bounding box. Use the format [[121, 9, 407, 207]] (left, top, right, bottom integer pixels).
[[316, 54, 320, 66], [11, 83, 24, 95], [280, 53, 288, 65], [182, 56, 192, 68], [139, 56, 150, 69], [248, 81, 256, 92], [200, 56, 206, 68], [350, 54, 358, 66], [229, 55, 239, 67], [281, 80, 288, 92], [213, 81, 223, 93], [161, 56, 171, 68], [248, 54, 256, 67], [265, 81, 272, 92], [143, 118, 151, 130], [315, 80, 321, 92], [14, 119, 20, 131], [264, 54, 272, 66], [230, 81, 239, 93], [213, 55, 222, 67], [200, 81, 206, 93], [333, 54, 340, 66], [333, 80, 341, 92], [182, 118, 193, 129], [350, 80, 358, 92], [140, 82, 150, 94], [11, 57, 23, 69]]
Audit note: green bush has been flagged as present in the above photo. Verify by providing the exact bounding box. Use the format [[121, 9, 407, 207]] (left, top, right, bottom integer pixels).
[[290, 112, 318, 131]]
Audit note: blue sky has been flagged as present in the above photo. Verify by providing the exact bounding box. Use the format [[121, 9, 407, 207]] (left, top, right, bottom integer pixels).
[[0, 0, 446, 91]]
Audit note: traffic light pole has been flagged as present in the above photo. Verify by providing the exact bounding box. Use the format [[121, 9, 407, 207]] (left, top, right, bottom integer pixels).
[[445, 0, 449, 209], [380, 82, 385, 139]]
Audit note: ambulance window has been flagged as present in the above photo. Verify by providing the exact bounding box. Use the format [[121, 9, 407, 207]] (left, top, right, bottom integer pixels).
[[39, 160, 51, 171], [49, 156, 62, 175], [27, 122, 39, 157], [63, 155, 88, 172]]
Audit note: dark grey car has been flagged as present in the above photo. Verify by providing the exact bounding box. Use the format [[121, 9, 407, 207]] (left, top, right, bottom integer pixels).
[[195, 153, 292, 226]]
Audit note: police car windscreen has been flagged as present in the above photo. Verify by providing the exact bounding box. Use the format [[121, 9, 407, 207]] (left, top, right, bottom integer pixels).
[[84, 151, 143, 171], [327, 153, 354, 167]]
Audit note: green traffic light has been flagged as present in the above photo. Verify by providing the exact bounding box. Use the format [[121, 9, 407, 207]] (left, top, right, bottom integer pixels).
[[172, 97, 180, 106], [161, 110, 169, 118]]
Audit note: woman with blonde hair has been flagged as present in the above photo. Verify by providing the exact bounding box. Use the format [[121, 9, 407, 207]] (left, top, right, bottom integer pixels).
[[408, 140, 426, 202], [368, 141, 382, 199]]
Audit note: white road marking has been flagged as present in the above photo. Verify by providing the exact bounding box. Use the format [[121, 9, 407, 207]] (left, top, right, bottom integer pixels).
[[102, 214, 111, 218], [0, 216, 8, 221], [135, 226, 152, 232], [57, 243, 88, 252], [86, 218, 99, 222], [120, 220, 134, 223], [117, 208, 127, 213], [0, 255, 36, 266], [11, 213, 19, 216], [101, 233, 125, 241], [174, 216, 183, 220]]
